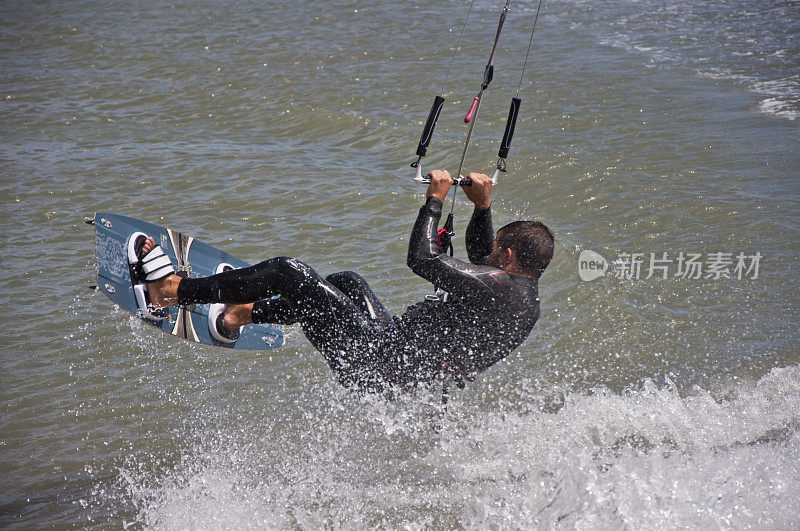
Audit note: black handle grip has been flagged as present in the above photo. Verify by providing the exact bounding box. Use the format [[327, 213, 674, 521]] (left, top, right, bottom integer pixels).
[[498, 97, 521, 159], [416, 95, 446, 158]]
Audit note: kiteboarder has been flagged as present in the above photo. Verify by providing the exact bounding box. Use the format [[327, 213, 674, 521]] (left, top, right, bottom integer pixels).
[[131, 170, 553, 392]]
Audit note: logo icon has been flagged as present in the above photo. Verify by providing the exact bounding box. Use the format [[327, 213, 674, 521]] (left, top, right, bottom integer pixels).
[[578, 250, 608, 281]]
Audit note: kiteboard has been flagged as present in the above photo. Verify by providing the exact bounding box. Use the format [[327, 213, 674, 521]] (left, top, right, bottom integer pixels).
[[92, 212, 284, 350]]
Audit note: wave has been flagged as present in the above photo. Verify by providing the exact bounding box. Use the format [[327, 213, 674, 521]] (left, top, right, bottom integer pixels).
[[599, 33, 799, 122], [95, 364, 800, 528]]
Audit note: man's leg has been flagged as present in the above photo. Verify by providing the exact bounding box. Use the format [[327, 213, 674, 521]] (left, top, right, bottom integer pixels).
[[172, 256, 390, 387], [142, 234, 394, 387], [224, 272, 391, 331]]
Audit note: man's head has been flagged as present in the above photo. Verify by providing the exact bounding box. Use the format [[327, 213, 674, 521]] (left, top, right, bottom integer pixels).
[[487, 221, 554, 278]]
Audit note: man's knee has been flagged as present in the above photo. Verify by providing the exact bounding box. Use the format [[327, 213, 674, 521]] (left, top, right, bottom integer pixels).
[[326, 271, 368, 291], [244, 257, 322, 298], [256, 256, 316, 279]]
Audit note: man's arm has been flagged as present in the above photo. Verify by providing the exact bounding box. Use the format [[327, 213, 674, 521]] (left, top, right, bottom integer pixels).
[[463, 173, 494, 265], [465, 205, 494, 265], [407, 171, 506, 295]]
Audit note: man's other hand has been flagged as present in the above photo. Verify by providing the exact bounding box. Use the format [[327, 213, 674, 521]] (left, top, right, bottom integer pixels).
[[461, 172, 492, 210], [425, 170, 453, 203]]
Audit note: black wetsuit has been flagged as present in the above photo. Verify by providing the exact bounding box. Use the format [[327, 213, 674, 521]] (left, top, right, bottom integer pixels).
[[177, 197, 541, 392]]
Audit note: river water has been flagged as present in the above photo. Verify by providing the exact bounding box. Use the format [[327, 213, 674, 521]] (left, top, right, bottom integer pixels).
[[2, 0, 799, 528]]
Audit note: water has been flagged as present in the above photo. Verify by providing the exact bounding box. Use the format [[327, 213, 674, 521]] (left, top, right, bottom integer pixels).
[[1, 0, 798, 527]]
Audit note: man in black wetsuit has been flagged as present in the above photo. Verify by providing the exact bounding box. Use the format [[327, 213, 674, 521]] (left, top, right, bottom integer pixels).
[[140, 170, 553, 392]]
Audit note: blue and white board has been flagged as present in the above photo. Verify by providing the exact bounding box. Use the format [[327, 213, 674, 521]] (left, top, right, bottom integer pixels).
[[94, 212, 284, 350]]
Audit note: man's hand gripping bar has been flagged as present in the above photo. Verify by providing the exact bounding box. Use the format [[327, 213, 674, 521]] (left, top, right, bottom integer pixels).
[[414, 173, 473, 186]]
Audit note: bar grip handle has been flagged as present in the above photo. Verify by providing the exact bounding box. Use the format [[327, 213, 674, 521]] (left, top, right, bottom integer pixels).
[[498, 97, 521, 159], [416, 95, 446, 158], [413, 175, 472, 186]]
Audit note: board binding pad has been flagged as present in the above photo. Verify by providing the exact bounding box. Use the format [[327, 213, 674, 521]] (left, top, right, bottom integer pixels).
[[94, 212, 284, 350]]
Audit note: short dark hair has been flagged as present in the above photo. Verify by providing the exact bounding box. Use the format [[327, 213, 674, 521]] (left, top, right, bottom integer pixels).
[[496, 221, 554, 275]]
